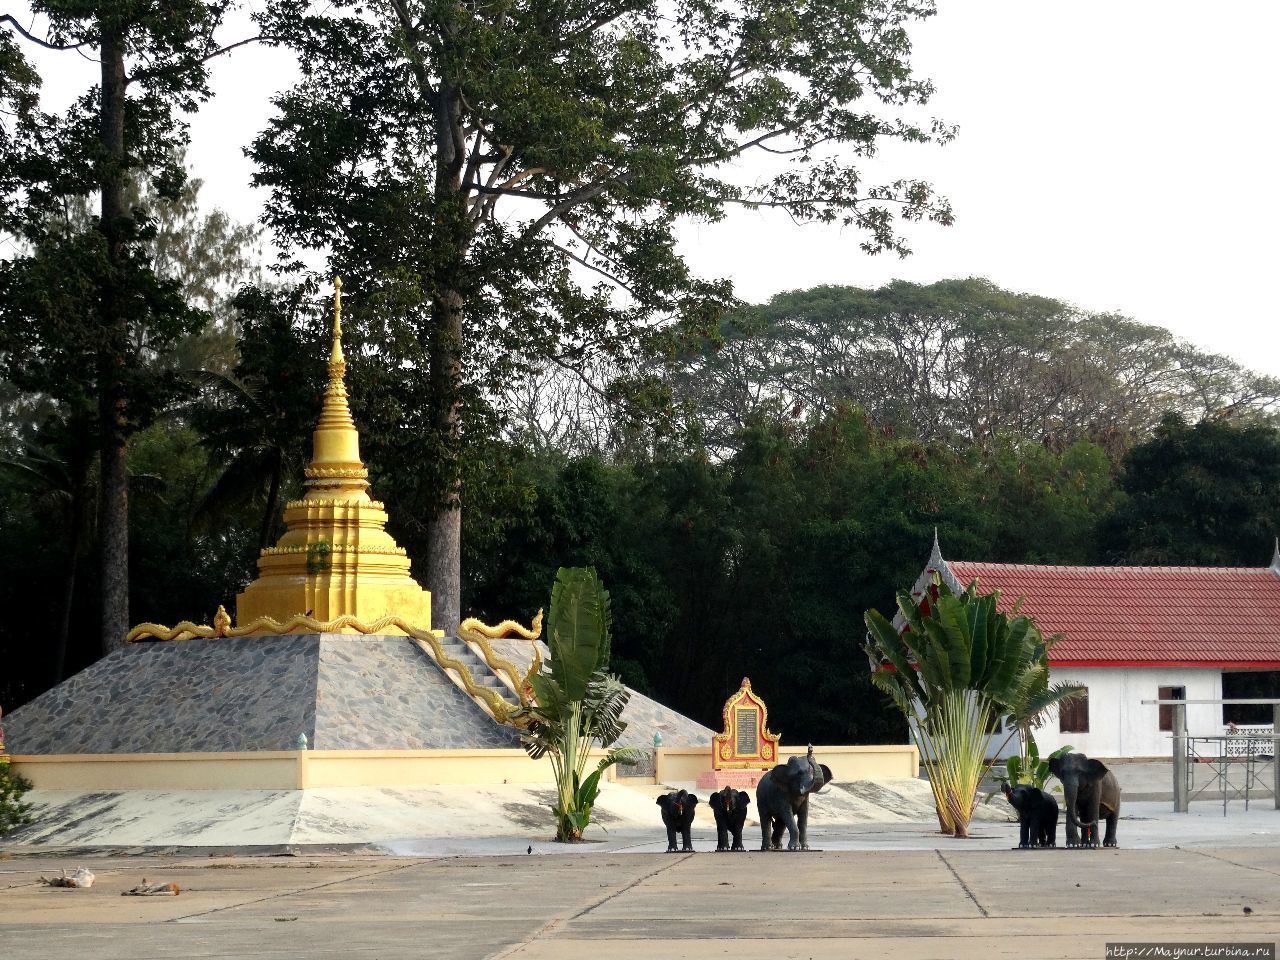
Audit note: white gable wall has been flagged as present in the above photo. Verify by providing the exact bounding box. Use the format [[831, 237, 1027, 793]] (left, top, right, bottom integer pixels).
[[1031, 667, 1223, 759]]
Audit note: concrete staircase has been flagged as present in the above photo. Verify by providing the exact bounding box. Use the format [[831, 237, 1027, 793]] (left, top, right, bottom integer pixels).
[[413, 634, 523, 716]]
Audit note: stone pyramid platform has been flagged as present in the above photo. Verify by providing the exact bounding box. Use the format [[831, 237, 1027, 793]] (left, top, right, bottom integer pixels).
[[5, 634, 518, 754], [4, 633, 712, 756]]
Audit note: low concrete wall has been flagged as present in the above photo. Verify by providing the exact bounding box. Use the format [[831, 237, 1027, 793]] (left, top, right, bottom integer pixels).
[[10, 752, 303, 790], [654, 744, 919, 784], [10, 743, 919, 790], [9, 749, 620, 791]]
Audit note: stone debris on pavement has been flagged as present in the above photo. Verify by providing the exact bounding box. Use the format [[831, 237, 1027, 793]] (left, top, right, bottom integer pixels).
[[121, 879, 180, 896], [38, 867, 94, 888]]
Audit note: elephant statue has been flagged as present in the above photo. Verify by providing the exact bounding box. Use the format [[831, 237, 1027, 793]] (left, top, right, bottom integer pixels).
[[656, 789, 699, 852], [1047, 751, 1121, 848], [709, 787, 751, 852], [755, 746, 833, 851], [1001, 782, 1059, 848]]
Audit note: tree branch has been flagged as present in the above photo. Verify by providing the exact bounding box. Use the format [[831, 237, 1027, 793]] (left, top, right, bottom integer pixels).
[[128, 35, 262, 86], [387, 0, 438, 104], [1, 14, 93, 51], [520, 171, 634, 241], [553, 242, 639, 300]]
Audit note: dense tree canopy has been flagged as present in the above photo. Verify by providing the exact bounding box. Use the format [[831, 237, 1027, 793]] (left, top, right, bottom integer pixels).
[[0, 0, 240, 652], [1100, 413, 1280, 566], [657, 279, 1280, 458], [6, 256, 1280, 740], [4, 3, 1280, 745], [249, 0, 956, 631]]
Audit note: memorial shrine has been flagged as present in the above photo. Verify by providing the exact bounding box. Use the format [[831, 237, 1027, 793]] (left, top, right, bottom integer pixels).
[[696, 677, 780, 790], [234, 277, 433, 632], [3, 281, 710, 792], [0, 281, 917, 850]]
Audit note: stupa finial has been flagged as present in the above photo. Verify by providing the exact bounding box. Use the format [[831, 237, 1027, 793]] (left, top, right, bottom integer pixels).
[[300, 277, 366, 499], [332, 277, 343, 350], [328, 276, 346, 378]]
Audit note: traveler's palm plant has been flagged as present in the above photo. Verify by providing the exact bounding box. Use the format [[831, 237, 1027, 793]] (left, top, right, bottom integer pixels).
[[516, 567, 641, 841], [865, 579, 1081, 837]]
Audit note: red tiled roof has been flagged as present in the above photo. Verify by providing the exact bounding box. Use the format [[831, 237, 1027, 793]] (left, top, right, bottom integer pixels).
[[945, 561, 1280, 667]]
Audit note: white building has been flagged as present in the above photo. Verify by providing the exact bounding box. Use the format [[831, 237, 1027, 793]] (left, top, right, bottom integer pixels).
[[894, 536, 1280, 759]]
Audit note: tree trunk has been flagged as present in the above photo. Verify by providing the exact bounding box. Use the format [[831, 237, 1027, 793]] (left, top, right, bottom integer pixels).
[[54, 469, 88, 683], [427, 288, 463, 635], [426, 80, 467, 636], [258, 455, 282, 553], [97, 21, 130, 654]]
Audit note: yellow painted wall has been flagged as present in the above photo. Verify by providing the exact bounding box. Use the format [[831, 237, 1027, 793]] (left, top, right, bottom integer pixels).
[[653, 743, 918, 784], [9, 748, 624, 791], [655, 748, 713, 783], [10, 743, 917, 791], [300, 749, 620, 788], [776, 744, 920, 781], [11, 753, 301, 790]]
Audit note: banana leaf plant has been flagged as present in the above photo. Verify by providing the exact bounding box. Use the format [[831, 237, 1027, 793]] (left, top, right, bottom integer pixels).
[[515, 567, 642, 841], [865, 577, 1082, 838], [1004, 731, 1073, 790]]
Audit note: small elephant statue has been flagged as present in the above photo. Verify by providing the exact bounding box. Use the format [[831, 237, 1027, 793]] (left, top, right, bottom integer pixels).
[[1001, 782, 1059, 848], [656, 789, 699, 852], [709, 787, 751, 852], [755, 746, 833, 851], [1048, 751, 1121, 848]]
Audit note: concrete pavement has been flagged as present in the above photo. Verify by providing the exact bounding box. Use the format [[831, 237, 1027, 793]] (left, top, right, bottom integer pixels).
[[3, 829, 1279, 960]]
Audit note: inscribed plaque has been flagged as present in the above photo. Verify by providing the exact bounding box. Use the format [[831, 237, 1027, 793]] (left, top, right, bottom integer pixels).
[[735, 707, 759, 754]]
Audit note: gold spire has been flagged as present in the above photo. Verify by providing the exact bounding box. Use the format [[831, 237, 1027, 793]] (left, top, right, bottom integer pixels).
[[330, 276, 345, 367], [304, 277, 369, 502], [234, 277, 433, 634]]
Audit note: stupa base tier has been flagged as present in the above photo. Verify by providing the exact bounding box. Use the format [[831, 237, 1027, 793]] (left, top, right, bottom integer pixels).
[[235, 579, 431, 634]]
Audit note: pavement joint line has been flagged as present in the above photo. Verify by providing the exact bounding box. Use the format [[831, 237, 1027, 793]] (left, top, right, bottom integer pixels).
[[566, 853, 695, 923], [486, 852, 695, 960], [934, 849, 989, 918], [1187, 847, 1280, 879], [163, 858, 431, 923]]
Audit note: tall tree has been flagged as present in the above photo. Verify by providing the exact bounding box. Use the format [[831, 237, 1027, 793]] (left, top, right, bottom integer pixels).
[[663, 279, 1280, 459], [0, 2, 244, 651], [1100, 414, 1280, 566], [251, 0, 955, 632]]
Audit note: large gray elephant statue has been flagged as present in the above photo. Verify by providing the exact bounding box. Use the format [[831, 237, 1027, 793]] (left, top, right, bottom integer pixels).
[[755, 746, 833, 851], [1047, 751, 1121, 848]]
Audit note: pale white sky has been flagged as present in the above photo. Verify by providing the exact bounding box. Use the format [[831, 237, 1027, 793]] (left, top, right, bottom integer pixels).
[[11, 1, 1280, 376]]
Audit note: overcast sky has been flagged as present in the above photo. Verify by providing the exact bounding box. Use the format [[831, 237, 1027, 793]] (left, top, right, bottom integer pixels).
[[11, 1, 1280, 377]]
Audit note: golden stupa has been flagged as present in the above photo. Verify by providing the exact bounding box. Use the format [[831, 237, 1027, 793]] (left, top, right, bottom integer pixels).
[[234, 278, 432, 634]]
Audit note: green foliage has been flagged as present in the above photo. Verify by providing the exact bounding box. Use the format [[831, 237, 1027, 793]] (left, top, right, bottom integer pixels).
[[0, 757, 34, 836], [865, 579, 1077, 836], [516, 567, 641, 841], [1004, 733, 1072, 790], [465, 407, 1125, 746], [249, 0, 956, 625], [1, 1, 250, 649], [190, 285, 325, 553], [1101, 413, 1280, 565], [127, 422, 262, 630], [663, 279, 1280, 460]]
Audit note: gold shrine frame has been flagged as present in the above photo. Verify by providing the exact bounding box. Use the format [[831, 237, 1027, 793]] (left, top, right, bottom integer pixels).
[[712, 679, 780, 770]]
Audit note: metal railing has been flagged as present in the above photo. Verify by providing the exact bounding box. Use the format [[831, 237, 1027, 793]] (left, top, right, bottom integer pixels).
[[1141, 699, 1280, 812]]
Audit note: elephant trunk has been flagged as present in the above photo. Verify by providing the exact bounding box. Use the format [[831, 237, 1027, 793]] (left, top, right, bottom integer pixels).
[[1063, 781, 1082, 828]]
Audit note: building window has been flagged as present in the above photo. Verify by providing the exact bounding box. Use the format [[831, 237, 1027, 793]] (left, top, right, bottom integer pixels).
[[1158, 685, 1186, 732], [1060, 690, 1089, 733]]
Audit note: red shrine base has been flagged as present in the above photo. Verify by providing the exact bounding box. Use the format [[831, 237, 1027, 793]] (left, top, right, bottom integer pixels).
[[695, 769, 768, 791]]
